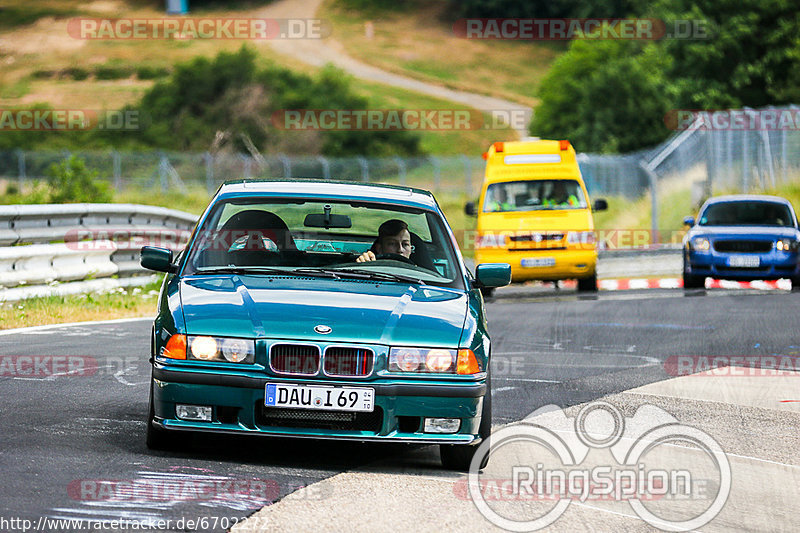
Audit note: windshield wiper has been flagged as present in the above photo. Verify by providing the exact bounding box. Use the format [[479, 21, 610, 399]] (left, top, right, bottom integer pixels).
[[335, 268, 423, 285], [194, 266, 337, 278]]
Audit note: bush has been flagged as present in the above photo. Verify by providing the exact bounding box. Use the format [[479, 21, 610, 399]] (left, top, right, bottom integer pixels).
[[46, 155, 113, 203], [135, 46, 421, 156], [64, 67, 89, 81], [94, 65, 134, 80], [136, 66, 170, 80]]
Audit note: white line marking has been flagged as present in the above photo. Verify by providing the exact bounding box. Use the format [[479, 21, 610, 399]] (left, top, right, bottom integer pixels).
[[496, 378, 562, 384], [494, 386, 516, 392]]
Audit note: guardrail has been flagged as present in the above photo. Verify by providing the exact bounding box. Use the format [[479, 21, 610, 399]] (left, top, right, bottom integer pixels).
[[0, 204, 197, 302]]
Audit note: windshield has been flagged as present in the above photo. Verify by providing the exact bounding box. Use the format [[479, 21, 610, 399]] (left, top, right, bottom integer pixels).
[[182, 198, 464, 289], [483, 179, 588, 212], [698, 201, 795, 227]]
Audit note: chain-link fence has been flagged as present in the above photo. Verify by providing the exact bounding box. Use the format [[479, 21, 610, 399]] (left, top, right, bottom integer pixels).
[[2, 105, 798, 236], [0, 150, 488, 198]]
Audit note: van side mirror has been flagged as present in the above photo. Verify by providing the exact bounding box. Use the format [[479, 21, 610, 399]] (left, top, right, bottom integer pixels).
[[141, 246, 177, 273], [592, 199, 608, 212], [464, 201, 477, 216], [683, 216, 695, 227]]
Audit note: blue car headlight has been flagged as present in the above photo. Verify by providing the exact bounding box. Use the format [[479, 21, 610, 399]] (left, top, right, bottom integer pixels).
[[776, 239, 799, 252], [689, 237, 710, 252]]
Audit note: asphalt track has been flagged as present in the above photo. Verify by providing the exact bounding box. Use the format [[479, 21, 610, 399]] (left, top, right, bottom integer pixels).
[[0, 285, 798, 532]]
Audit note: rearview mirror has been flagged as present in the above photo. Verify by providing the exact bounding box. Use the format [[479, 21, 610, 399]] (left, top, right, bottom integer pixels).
[[475, 263, 511, 288], [140, 246, 176, 273], [683, 216, 695, 226], [304, 213, 352, 229], [464, 201, 477, 216], [592, 198, 608, 212]]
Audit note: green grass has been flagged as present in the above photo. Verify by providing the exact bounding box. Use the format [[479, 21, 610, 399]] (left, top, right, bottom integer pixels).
[[0, 278, 162, 329], [0, 6, 79, 29], [321, 0, 559, 107]]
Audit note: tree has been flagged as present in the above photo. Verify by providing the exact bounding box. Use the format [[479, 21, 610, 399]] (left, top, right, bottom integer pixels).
[[46, 155, 112, 203], [530, 39, 674, 153]]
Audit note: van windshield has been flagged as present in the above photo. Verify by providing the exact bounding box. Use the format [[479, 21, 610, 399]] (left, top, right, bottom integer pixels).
[[483, 180, 587, 212]]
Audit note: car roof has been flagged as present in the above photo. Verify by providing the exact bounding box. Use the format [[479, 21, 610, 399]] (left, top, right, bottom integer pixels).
[[215, 179, 439, 210], [704, 194, 793, 206]]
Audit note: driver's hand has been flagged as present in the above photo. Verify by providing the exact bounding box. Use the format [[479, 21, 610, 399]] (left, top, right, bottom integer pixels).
[[356, 250, 376, 263]]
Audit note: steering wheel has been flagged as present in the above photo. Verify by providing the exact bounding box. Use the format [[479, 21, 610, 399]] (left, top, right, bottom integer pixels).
[[375, 253, 415, 265]]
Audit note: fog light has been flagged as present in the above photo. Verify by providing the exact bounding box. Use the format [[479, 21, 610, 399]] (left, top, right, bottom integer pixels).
[[176, 404, 212, 422], [424, 418, 460, 434]]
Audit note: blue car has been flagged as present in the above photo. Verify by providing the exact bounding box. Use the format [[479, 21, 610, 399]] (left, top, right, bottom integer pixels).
[[682, 195, 800, 289]]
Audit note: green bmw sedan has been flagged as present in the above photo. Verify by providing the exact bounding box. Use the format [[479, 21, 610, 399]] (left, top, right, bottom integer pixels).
[[141, 179, 510, 470]]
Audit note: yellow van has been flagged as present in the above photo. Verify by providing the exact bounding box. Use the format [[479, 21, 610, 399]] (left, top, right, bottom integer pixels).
[[465, 139, 607, 294]]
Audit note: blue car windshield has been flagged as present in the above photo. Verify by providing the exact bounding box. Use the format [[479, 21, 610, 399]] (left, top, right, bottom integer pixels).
[[699, 201, 795, 227], [182, 198, 465, 289]]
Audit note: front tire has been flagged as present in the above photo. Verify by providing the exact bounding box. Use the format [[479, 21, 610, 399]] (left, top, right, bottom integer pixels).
[[440, 375, 491, 471], [683, 271, 705, 289], [791, 276, 800, 291]]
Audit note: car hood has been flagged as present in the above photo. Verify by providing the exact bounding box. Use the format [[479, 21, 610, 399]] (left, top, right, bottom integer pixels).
[[689, 226, 800, 239], [179, 275, 468, 347]]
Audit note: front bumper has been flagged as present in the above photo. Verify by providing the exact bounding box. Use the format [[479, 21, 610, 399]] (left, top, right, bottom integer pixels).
[[476, 248, 597, 282], [685, 250, 800, 280], [150, 365, 486, 444]]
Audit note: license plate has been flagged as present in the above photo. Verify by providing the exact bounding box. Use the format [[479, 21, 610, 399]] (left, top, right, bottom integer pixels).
[[521, 257, 556, 268], [727, 255, 760, 267], [265, 383, 374, 412]]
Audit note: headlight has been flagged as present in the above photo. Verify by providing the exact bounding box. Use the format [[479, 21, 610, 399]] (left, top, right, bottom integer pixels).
[[389, 347, 481, 375], [776, 239, 798, 252], [691, 237, 710, 251], [187, 336, 254, 363]]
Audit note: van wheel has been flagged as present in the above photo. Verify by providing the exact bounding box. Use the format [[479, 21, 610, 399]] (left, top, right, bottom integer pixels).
[[577, 274, 598, 292], [440, 375, 491, 471]]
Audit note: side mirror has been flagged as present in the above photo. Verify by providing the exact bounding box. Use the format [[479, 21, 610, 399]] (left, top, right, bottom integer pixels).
[[464, 201, 477, 216], [592, 198, 608, 212], [141, 246, 177, 273], [683, 216, 695, 227], [475, 263, 511, 288]]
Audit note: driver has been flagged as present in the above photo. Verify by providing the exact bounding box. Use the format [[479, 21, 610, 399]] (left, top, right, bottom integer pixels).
[[356, 219, 412, 263]]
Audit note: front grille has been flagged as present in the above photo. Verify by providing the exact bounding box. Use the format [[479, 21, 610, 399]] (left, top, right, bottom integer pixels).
[[509, 232, 564, 242], [324, 347, 374, 377], [270, 344, 320, 375], [256, 403, 383, 432], [714, 240, 772, 253]]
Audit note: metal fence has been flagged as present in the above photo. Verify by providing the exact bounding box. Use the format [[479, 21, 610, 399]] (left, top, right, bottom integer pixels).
[[2, 105, 798, 234]]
